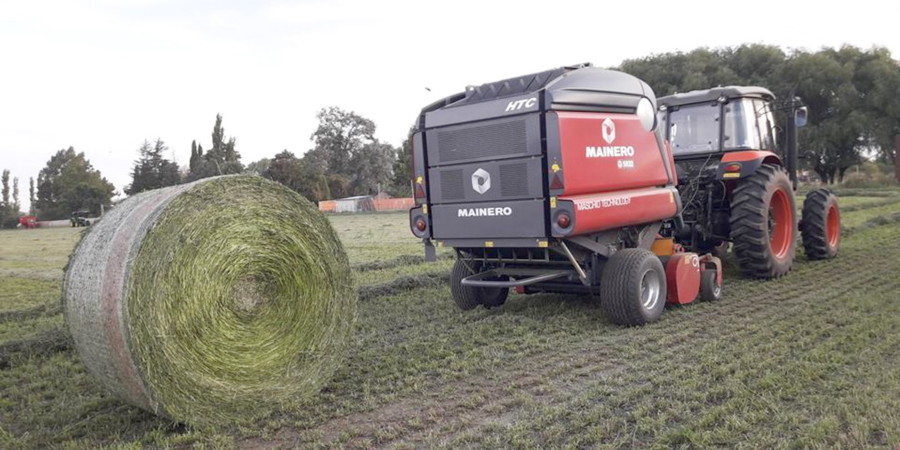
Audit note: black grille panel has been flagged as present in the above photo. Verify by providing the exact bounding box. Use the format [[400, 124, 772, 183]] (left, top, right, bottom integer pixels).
[[428, 158, 544, 205], [440, 169, 464, 200], [500, 162, 528, 197], [436, 118, 526, 163]]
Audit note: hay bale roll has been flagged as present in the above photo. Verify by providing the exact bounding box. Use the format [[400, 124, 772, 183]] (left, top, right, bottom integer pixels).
[[64, 175, 356, 425]]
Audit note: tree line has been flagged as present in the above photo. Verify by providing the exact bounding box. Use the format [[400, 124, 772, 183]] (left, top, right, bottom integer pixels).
[[5, 44, 896, 226], [8, 108, 412, 223], [618, 44, 900, 183]]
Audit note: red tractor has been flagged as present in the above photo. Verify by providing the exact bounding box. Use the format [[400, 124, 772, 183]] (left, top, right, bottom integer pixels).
[[409, 64, 722, 326], [657, 87, 840, 278]]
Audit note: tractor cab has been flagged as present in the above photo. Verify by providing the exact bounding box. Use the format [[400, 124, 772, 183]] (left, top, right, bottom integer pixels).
[[657, 86, 803, 184]]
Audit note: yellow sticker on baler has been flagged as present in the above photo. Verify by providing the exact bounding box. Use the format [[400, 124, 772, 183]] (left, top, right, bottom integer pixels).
[[485, 241, 494, 247], [550, 197, 557, 208]]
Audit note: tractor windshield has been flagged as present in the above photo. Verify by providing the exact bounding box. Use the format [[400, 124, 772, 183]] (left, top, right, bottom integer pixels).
[[665, 99, 776, 155]]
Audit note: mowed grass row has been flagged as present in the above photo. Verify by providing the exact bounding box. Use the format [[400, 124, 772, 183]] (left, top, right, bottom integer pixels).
[[0, 189, 897, 448]]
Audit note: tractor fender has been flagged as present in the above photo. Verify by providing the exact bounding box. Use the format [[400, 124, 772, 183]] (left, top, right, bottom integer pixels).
[[716, 151, 782, 180]]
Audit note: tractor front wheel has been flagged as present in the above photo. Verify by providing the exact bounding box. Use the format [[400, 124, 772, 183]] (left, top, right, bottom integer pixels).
[[729, 164, 797, 278], [449, 259, 509, 311], [801, 188, 840, 260], [600, 249, 667, 326]]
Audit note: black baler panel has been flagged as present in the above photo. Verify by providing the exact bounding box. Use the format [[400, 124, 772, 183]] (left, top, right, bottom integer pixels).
[[425, 113, 541, 166]]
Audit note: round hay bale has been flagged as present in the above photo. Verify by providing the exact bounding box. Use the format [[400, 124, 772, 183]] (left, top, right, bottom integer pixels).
[[63, 175, 356, 425]]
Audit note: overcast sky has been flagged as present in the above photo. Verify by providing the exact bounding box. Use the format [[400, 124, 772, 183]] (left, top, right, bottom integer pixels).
[[1, 0, 897, 211]]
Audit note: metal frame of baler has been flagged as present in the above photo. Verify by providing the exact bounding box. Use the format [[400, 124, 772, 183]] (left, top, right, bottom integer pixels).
[[452, 221, 665, 292]]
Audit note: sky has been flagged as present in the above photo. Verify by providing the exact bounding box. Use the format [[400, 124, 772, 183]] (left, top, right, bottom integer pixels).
[[1, 0, 897, 212]]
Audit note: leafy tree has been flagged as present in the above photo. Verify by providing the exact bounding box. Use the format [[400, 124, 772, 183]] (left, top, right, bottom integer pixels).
[[619, 44, 900, 183], [307, 107, 395, 196], [34, 147, 115, 219], [326, 174, 351, 200], [307, 107, 375, 176], [245, 157, 271, 175], [261, 151, 330, 202], [125, 139, 181, 195], [349, 141, 395, 195], [387, 132, 413, 197]]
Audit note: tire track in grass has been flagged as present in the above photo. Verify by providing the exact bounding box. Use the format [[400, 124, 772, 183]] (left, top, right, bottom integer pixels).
[[287, 223, 900, 448], [434, 226, 900, 448]]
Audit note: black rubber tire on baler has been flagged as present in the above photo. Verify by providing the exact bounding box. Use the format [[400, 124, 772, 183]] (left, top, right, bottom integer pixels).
[[699, 270, 722, 302], [801, 188, 841, 260], [449, 259, 509, 311], [729, 164, 797, 279], [600, 248, 667, 326]]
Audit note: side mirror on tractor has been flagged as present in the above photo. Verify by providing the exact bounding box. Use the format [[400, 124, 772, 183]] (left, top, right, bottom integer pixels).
[[794, 106, 808, 128]]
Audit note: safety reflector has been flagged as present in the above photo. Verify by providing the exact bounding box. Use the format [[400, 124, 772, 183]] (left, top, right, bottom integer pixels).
[[550, 173, 564, 190]]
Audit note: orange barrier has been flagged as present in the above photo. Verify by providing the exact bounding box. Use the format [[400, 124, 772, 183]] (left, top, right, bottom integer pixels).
[[318, 197, 414, 213], [318, 201, 337, 212], [372, 198, 415, 211]]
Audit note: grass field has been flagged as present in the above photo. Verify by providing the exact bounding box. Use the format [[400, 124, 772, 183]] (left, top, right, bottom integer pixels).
[[1, 189, 899, 448]]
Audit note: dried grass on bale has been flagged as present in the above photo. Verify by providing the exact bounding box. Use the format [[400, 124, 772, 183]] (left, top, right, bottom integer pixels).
[[63, 176, 356, 425]]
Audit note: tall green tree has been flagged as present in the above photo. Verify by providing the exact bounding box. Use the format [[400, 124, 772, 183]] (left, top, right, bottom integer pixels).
[[189, 140, 200, 174], [388, 132, 413, 197], [0, 169, 14, 228], [35, 147, 115, 219], [188, 114, 243, 180], [12, 177, 19, 212], [28, 177, 35, 215], [125, 139, 181, 195], [1, 169, 9, 207]]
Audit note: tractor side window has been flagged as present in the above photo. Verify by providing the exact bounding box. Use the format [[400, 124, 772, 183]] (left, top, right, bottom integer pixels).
[[723, 99, 761, 150], [667, 103, 720, 155], [755, 99, 776, 151]]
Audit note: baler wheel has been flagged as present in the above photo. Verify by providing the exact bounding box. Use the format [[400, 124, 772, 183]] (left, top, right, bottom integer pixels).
[[450, 259, 509, 311], [801, 188, 840, 260], [600, 249, 667, 326], [699, 270, 721, 302], [729, 164, 796, 278]]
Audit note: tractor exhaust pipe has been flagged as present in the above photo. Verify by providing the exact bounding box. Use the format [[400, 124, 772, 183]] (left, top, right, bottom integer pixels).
[[785, 91, 807, 189]]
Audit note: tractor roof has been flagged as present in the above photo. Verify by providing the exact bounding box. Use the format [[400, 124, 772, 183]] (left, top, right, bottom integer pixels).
[[658, 86, 775, 108]]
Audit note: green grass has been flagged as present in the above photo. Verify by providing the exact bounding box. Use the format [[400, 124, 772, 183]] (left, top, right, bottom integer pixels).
[[0, 191, 898, 448], [0, 278, 60, 313]]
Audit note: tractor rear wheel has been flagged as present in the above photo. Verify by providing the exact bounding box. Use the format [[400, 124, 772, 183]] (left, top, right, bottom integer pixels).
[[449, 259, 509, 311], [729, 164, 796, 278], [600, 249, 667, 326], [801, 188, 840, 260]]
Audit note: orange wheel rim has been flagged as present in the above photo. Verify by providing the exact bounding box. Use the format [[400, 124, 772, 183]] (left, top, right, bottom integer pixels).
[[826, 203, 840, 248], [768, 189, 792, 259]]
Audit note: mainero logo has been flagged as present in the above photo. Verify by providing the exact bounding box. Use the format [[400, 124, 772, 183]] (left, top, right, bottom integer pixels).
[[585, 146, 635, 158], [457, 206, 513, 217]]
